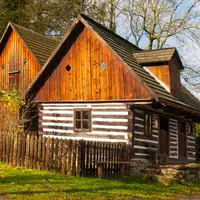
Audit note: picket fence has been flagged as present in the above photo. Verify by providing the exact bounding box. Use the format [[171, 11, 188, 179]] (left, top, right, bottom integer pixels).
[[0, 132, 132, 177]]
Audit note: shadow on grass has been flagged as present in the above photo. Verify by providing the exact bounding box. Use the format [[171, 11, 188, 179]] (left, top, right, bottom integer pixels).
[[0, 184, 172, 197], [0, 173, 155, 186], [0, 166, 198, 199]]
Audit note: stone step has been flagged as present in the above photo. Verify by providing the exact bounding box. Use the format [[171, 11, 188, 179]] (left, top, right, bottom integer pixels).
[[160, 168, 180, 176], [154, 175, 179, 185]]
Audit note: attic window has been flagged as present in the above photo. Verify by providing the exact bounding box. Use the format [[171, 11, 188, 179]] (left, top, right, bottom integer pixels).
[[2, 63, 5, 69], [100, 62, 106, 70], [9, 71, 20, 90], [66, 65, 71, 72]]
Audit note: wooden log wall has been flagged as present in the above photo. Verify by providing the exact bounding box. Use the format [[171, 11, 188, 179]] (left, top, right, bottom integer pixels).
[[133, 110, 196, 163], [39, 103, 132, 143], [0, 131, 132, 177], [132, 109, 159, 160], [186, 124, 196, 161], [169, 118, 179, 159]]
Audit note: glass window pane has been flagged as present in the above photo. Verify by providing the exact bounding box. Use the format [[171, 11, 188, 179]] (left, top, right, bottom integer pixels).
[[76, 120, 81, 129], [83, 111, 89, 119], [76, 111, 81, 119], [83, 120, 89, 129]]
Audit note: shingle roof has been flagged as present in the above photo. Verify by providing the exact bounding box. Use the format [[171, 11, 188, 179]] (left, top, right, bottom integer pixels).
[[11, 23, 60, 66], [134, 48, 175, 63], [26, 14, 200, 114], [0, 22, 60, 66], [80, 14, 200, 112], [133, 48, 184, 69]]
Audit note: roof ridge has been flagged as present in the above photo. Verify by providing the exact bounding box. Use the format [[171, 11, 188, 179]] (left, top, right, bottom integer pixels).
[[135, 47, 176, 53], [80, 14, 141, 51], [10, 22, 60, 42]]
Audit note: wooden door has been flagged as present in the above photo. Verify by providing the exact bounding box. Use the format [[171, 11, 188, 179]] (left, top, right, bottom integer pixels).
[[159, 130, 168, 155], [178, 122, 186, 158], [159, 117, 169, 155]]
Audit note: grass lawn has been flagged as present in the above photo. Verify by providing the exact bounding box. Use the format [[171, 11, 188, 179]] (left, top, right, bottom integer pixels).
[[0, 163, 200, 200]]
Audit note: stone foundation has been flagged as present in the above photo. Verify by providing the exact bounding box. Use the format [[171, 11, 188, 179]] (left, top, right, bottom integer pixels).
[[130, 160, 200, 183]]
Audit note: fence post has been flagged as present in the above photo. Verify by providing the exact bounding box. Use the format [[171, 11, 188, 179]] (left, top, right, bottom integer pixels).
[[17, 133, 22, 167], [81, 141, 85, 176], [45, 137, 50, 171], [67, 140, 72, 175], [37, 135, 42, 170], [62, 140, 67, 175], [29, 134, 34, 169], [6, 133, 10, 165], [25, 134, 30, 168], [72, 140, 77, 176], [33, 134, 38, 169], [57, 139, 63, 173], [2, 133, 6, 163], [13, 133, 18, 166], [9, 133, 14, 166], [54, 138, 59, 172], [0, 132, 2, 163], [49, 138, 54, 172], [42, 136, 46, 171], [76, 140, 81, 177], [21, 133, 26, 167]]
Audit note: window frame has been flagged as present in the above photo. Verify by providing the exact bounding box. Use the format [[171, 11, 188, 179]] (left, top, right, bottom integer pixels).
[[144, 113, 153, 136], [73, 109, 92, 132], [188, 124, 194, 136], [9, 70, 20, 90]]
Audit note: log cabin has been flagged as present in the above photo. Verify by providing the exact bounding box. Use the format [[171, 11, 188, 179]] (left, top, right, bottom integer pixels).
[[0, 22, 60, 92], [26, 14, 200, 165]]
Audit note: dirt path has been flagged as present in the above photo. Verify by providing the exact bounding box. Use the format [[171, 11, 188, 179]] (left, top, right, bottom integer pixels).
[[172, 194, 200, 200], [0, 194, 8, 200]]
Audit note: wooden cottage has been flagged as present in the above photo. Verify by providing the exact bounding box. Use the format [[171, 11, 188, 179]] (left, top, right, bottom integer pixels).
[[26, 15, 200, 164], [0, 22, 60, 92]]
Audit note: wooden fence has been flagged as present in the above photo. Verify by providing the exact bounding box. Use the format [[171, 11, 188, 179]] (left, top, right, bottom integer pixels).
[[0, 132, 132, 177]]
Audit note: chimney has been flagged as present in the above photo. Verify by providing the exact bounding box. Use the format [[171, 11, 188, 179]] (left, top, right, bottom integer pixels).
[[133, 48, 183, 99]]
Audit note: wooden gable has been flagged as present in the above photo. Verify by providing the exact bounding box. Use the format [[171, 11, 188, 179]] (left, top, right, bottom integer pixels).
[[34, 26, 153, 102], [0, 29, 41, 92]]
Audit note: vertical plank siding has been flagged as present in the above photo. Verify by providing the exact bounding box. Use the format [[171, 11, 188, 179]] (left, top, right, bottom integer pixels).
[[34, 27, 151, 102], [0, 31, 41, 92], [132, 109, 159, 160], [169, 118, 179, 159], [0, 131, 132, 178], [39, 102, 132, 143]]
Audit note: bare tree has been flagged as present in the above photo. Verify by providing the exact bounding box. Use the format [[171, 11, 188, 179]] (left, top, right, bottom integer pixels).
[[122, 0, 200, 95], [124, 0, 200, 50], [92, 0, 123, 33]]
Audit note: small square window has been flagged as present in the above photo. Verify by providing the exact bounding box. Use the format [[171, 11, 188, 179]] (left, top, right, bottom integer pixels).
[[74, 109, 91, 132]]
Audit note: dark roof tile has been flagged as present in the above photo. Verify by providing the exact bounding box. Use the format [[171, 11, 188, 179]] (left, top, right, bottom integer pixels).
[[133, 48, 184, 69], [11, 23, 60, 66]]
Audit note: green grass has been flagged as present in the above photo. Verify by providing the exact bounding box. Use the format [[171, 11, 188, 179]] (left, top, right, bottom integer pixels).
[[0, 163, 200, 200]]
